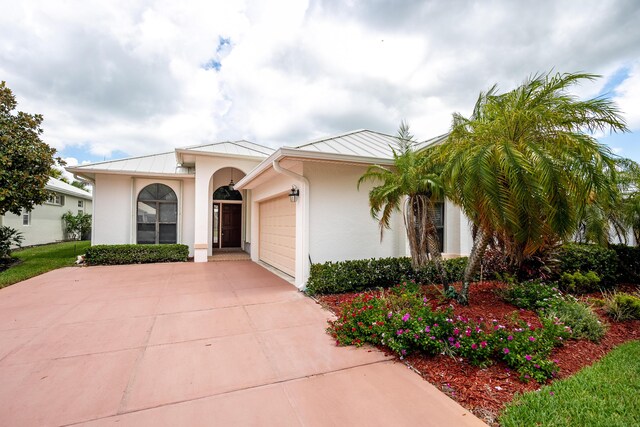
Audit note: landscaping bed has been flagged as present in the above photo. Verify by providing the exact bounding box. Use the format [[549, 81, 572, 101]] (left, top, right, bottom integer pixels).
[[317, 281, 640, 426]]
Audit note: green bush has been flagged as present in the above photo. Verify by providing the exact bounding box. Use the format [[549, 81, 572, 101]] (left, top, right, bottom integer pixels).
[[498, 280, 563, 311], [558, 271, 601, 294], [306, 256, 469, 296], [0, 226, 23, 260], [611, 245, 640, 284], [555, 244, 618, 286], [85, 244, 189, 265], [603, 292, 640, 321], [544, 298, 607, 342]]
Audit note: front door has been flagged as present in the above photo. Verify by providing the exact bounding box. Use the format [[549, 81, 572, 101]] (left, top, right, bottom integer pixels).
[[221, 204, 242, 247]]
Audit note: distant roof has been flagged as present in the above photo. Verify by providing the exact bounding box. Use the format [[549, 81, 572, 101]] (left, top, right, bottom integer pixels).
[[47, 177, 92, 199], [178, 140, 275, 158], [68, 152, 181, 176], [293, 129, 402, 159]]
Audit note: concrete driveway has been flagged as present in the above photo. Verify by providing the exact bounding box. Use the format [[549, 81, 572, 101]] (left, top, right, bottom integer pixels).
[[0, 261, 485, 426]]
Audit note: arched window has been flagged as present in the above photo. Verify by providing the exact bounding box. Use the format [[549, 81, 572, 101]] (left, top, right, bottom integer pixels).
[[213, 185, 243, 201], [137, 184, 178, 244]]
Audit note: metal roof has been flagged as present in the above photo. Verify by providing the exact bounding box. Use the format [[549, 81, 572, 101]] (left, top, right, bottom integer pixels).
[[293, 129, 403, 159], [179, 140, 275, 158], [68, 152, 180, 175], [47, 177, 92, 199]]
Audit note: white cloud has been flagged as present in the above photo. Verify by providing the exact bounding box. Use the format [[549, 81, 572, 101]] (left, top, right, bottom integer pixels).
[[1, 0, 639, 161], [614, 62, 640, 131]]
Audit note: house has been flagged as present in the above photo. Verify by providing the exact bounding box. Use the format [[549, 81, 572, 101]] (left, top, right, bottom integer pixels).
[[67, 130, 473, 288], [1, 177, 93, 246]]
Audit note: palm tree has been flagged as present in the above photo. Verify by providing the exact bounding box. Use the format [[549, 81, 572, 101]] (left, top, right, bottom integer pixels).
[[358, 122, 450, 293], [432, 72, 627, 304]]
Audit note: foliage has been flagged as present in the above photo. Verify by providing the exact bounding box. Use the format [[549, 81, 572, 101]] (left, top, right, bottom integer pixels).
[[544, 298, 608, 342], [558, 271, 601, 294], [85, 244, 188, 265], [497, 280, 563, 311], [328, 283, 575, 382], [0, 81, 62, 215], [428, 71, 627, 304], [306, 256, 469, 296], [602, 291, 640, 321], [358, 122, 450, 293], [500, 340, 640, 427], [0, 225, 24, 260], [555, 243, 619, 286], [0, 241, 90, 288], [61, 211, 92, 240], [611, 244, 640, 284]]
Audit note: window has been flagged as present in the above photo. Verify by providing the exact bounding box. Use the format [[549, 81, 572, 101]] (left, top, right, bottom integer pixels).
[[136, 184, 178, 244], [213, 186, 242, 201], [22, 209, 31, 226], [46, 193, 64, 206], [78, 200, 84, 208], [434, 202, 445, 252]]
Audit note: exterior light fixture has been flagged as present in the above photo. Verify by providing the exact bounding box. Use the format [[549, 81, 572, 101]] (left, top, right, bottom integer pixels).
[[228, 169, 235, 191], [289, 185, 299, 202]]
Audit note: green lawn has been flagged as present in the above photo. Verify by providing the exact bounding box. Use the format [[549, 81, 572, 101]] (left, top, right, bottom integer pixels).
[[500, 340, 640, 427], [0, 241, 91, 288]]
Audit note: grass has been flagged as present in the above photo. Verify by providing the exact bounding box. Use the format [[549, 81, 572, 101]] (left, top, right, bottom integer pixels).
[[500, 340, 640, 427], [0, 241, 91, 288]]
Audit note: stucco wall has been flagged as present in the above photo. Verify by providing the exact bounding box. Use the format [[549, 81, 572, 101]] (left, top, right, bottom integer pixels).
[[304, 162, 407, 264], [3, 195, 93, 246], [92, 174, 133, 245]]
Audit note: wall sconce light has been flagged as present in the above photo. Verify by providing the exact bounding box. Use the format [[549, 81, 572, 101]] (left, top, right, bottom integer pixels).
[[289, 185, 300, 202]]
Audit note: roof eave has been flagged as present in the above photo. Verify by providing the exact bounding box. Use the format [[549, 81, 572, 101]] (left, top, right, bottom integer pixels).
[[66, 167, 195, 180]]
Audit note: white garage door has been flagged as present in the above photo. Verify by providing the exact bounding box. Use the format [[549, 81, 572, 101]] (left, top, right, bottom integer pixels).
[[259, 195, 296, 276]]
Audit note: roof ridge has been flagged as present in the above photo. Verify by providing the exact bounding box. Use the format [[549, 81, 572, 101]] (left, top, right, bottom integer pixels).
[[73, 151, 175, 168], [295, 129, 399, 149]]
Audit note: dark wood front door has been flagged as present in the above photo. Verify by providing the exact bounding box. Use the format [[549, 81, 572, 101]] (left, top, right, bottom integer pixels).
[[221, 204, 242, 247]]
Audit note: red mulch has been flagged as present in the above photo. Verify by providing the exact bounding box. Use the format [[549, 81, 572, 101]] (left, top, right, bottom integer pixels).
[[316, 282, 640, 426]]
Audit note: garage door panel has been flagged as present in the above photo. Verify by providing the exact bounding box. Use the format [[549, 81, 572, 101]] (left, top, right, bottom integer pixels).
[[259, 196, 296, 276]]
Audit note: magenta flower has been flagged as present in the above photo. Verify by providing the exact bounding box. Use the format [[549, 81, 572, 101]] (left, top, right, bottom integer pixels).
[[465, 329, 471, 337], [453, 328, 460, 335], [525, 355, 532, 361], [433, 323, 439, 327], [535, 364, 541, 369], [424, 326, 431, 333], [550, 391, 555, 396], [529, 336, 536, 342], [396, 329, 403, 336], [503, 348, 510, 354], [507, 335, 513, 341], [454, 342, 460, 349], [480, 341, 487, 348], [471, 343, 478, 350], [402, 313, 410, 322]]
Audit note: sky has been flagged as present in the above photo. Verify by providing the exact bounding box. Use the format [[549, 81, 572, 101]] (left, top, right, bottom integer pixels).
[[1, 0, 639, 171]]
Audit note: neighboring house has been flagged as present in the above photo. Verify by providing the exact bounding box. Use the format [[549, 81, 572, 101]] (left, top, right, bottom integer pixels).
[[67, 130, 473, 289], [1, 177, 93, 246]]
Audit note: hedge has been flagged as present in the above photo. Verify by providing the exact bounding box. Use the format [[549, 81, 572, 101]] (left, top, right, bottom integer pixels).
[[610, 244, 640, 284], [305, 256, 469, 296], [85, 244, 189, 265], [555, 243, 619, 286]]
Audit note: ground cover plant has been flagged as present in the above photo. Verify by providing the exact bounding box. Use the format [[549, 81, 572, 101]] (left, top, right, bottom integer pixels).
[[0, 240, 90, 288], [499, 340, 640, 427]]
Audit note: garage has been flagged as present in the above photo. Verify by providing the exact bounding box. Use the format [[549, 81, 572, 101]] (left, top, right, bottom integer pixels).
[[259, 195, 296, 276]]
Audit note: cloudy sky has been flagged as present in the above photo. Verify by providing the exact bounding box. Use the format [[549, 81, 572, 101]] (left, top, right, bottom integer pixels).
[[1, 0, 639, 169]]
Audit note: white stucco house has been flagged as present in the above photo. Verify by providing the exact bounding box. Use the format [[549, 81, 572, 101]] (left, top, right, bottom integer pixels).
[[1, 177, 93, 246], [67, 130, 473, 289]]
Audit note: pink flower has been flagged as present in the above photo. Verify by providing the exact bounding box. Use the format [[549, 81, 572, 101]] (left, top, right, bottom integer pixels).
[[424, 326, 431, 333], [549, 391, 555, 396], [465, 329, 471, 337], [454, 328, 460, 335], [525, 355, 532, 361], [454, 342, 461, 349], [396, 329, 403, 336], [471, 343, 478, 350], [503, 348, 510, 354], [402, 313, 410, 322], [507, 335, 513, 341], [529, 336, 536, 342], [480, 341, 487, 348]]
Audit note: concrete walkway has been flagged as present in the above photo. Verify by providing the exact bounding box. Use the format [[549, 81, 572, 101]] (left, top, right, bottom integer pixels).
[[0, 261, 485, 426]]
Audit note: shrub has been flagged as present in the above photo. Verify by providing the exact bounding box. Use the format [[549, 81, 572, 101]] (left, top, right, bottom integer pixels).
[[61, 211, 92, 241], [555, 244, 618, 286], [543, 298, 607, 342], [498, 280, 562, 311], [0, 226, 23, 260], [558, 271, 601, 294], [85, 244, 189, 265], [602, 291, 640, 321], [611, 245, 640, 284], [306, 256, 469, 295]]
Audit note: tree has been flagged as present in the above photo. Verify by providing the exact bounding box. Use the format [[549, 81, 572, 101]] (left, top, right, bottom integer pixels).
[[432, 72, 627, 304], [359, 122, 451, 293], [0, 81, 62, 215]]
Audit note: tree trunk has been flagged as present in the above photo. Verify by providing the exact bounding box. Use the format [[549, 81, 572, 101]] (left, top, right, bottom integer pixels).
[[457, 226, 491, 305], [423, 197, 450, 294]]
